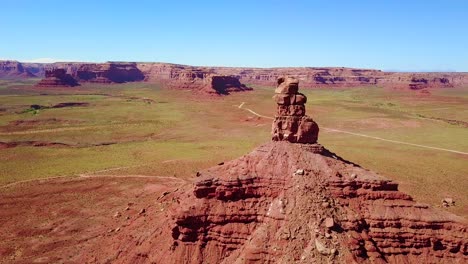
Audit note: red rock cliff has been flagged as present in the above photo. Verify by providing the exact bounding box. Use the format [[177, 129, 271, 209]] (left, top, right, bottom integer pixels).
[[36, 68, 79, 87], [75, 62, 144, 83], [8, 60, 468, 89], [0, 60, 35, 78], [137, 62, 468, 89]]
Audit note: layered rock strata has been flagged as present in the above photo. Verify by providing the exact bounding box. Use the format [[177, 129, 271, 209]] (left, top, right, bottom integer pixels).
[[91, 141, 467, 264], [75, 62, 144, 83], [202, 75, 252, 94], [136, 63, 468, 89], [0, 60, 35, 78], [5, 60, 468, 89], [36, 68, 79, 87], [272, 76, 319, 143]]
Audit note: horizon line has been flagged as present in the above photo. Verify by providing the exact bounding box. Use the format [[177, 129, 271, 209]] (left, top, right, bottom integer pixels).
[[0, 57, 463, 73]]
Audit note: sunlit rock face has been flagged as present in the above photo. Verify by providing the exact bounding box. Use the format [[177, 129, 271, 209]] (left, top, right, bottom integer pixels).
[[271, 76, 319, 144]]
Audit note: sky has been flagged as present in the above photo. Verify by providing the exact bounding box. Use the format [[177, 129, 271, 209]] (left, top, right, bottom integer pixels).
[[1, 0, 467, 71]]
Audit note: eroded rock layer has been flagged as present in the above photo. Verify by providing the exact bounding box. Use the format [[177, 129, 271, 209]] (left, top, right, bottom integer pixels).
[[136, 63, 468, 89], [0, 60, 35, 78], [36, 69, 79, 87], [272, 76, 319, 143], [96, 142, 466, 264], [206, 75, 252, 95], [8, 60, 468, 89], [75, 62, 144, 83]]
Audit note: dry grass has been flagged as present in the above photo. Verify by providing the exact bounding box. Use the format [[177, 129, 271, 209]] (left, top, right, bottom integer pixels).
[[0, 81, 467, 216]]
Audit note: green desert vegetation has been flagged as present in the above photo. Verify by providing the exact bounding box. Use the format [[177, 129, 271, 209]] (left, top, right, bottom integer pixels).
[[0, 81, 467, 217]]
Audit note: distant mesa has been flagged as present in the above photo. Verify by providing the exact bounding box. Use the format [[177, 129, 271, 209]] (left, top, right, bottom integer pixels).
[[2, 59, 468, 90], [75, 62, 145, 83], [203, 75, 252, 95], [408, 76, 451, 90], [133, 63, 468, 90], [36, 68, 79, 87], [147, 64, 252, 94], [0, 60, 35, 78]]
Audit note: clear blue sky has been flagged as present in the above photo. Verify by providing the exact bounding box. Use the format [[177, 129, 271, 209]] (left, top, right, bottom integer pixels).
[[1, 0, 467, 71]]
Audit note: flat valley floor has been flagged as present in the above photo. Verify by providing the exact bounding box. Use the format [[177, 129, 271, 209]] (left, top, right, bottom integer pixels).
[[0, 80, 467, 262]]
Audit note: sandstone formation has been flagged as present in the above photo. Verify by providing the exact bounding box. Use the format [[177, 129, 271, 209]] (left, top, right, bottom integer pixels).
[[136, 63, 468, 89], [272, 76, 319, 143], [11, 60, 468, 90], [74, 62, 144, 83], [22, 62, 80, 78], [75, 79, 467, 264], [161, 143, 467, 264], [204, 75, 252, 95], [36, 68, 79, 87], [0, 60, 35, 78], [136, 63, 252, 94]]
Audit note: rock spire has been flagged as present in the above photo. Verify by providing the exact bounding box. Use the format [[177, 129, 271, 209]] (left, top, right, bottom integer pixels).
[[272, 76, 319, 143]]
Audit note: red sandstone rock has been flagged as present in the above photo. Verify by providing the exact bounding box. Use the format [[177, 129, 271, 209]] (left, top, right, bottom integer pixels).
[[275, 76, 299, 93], [0, 60, 35, 78], [136, 62, 468, 89], [8, 60, 468, 89], [272, 76, 319, 144], [36, 68, 79, 87], [273, 93, 307, 105], [91, 141, 467, 264], [75, 62, 144, 83], [202, 75, 252, 95]]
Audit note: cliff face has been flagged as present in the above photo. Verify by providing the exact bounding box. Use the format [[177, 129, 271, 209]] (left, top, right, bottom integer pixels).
[[75, 63, 145, 83], [204, 75, 252, 95], [0, 60, 35, 78], [136, 63, 384, 88], [36, 69, 79, 87], [137, 63, 468, 89], [22, 62, 80, 78], [5, 60, 468, 89]]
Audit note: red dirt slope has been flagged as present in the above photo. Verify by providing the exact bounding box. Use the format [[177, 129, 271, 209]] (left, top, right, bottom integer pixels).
[[85, 142, 465, 264]]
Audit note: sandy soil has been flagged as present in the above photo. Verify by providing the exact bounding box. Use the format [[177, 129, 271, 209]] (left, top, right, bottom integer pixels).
[[0, 176, 187, 263]]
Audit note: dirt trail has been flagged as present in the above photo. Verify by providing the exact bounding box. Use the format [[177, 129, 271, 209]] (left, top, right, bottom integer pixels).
[[237, 102, 468, 155], [0, 123, 137, 135], [0, 164, 189, 190]]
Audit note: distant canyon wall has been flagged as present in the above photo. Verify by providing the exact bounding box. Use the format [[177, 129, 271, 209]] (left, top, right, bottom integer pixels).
[[137, 63, 468, 89], [1, 60, 468, 90]]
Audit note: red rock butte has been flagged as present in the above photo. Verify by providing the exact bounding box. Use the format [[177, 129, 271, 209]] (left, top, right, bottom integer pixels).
[[74, 76, 467, 264]]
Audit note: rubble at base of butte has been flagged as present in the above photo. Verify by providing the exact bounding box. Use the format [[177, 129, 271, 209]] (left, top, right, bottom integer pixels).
[[86, 77, 467, 264]]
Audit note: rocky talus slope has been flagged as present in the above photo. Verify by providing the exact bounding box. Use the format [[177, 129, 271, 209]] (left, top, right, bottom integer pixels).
[[83, 77, 467, 264]]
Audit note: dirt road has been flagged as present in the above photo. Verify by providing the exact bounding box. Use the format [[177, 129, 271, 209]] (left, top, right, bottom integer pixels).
[[237, 102, 468, 155]]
